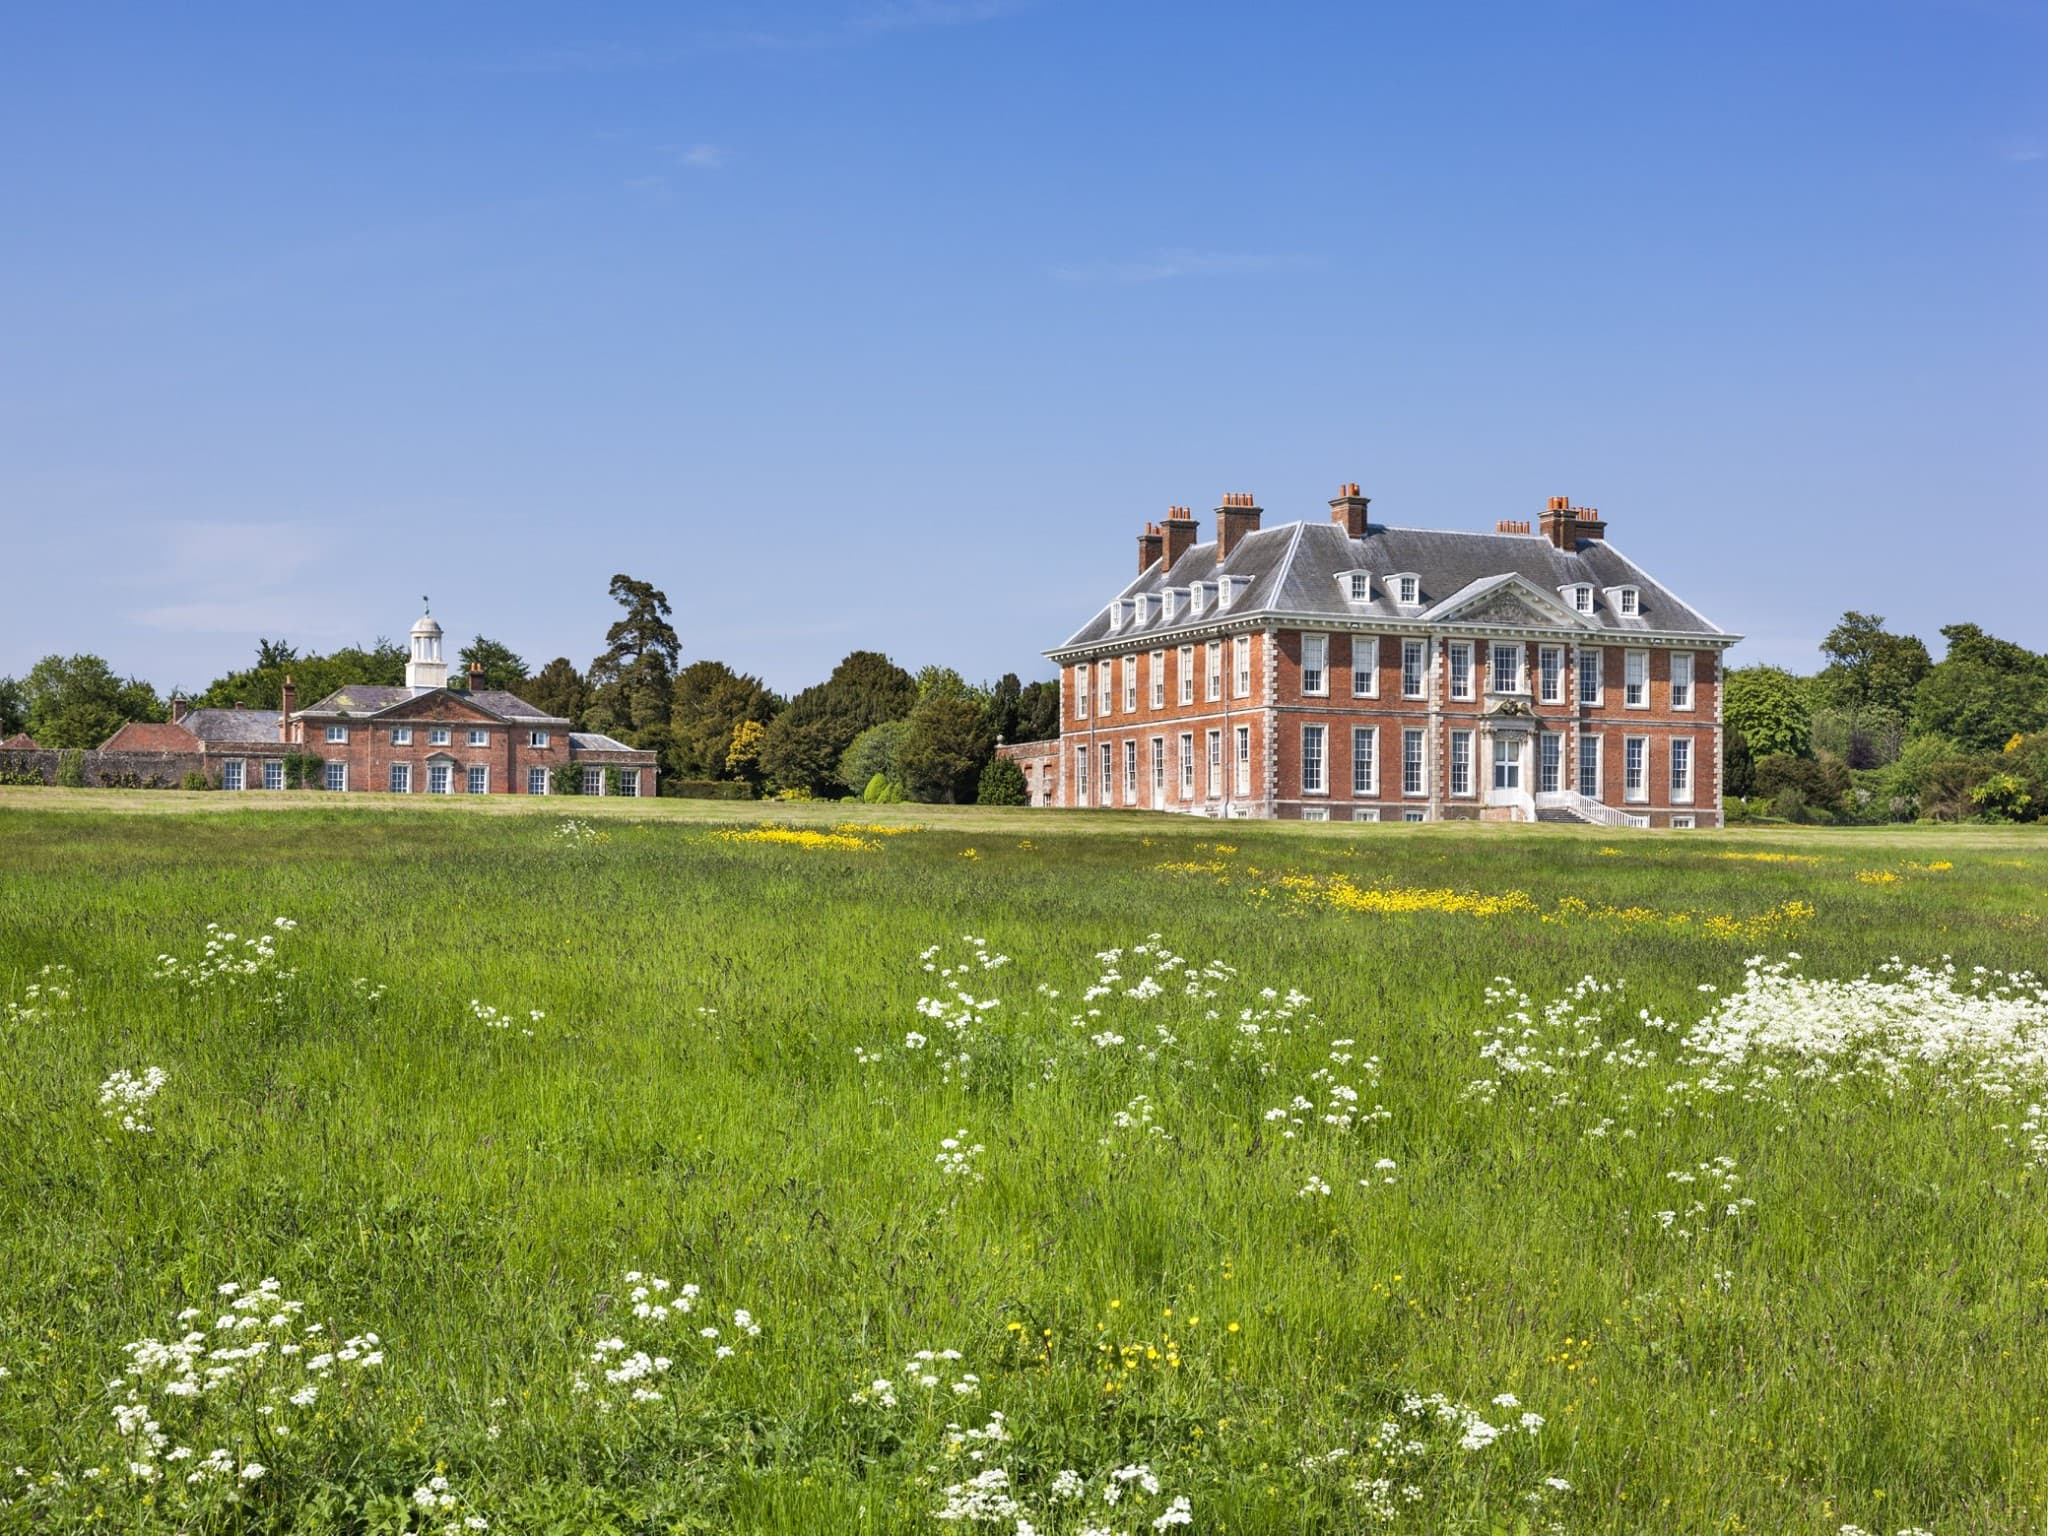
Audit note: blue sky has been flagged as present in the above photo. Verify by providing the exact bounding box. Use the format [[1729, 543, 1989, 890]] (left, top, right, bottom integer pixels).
[[2, 0, 2041, 695]]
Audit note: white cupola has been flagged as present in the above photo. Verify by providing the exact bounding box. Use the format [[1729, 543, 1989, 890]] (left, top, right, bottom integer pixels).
[[406, 601, 448, 690]]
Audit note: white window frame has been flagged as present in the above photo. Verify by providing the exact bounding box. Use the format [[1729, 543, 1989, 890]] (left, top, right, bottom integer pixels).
[[468, 728, 489, 747], [1352, 726, 1378, 796], [1394, 574, 1420, 607], [1075, 663, 1090, 721], [1074, 747, 1089, 806], [430, 726, 451, 746], [1448, 730, 1474, 797], [262, 760, 283, 791], [1403, 808, 1427, 823], [324, 761, 348, 792], [466, 765, 489, 794], [1401, 639, 1427, 699], [222, 760, 245, 791], [1134, 594, 1153, 625], [1578, 648, 1604, 707], [1205, 642, 1222, 703], [324, 725, 348, 744], [1564, 584, 1594, 615], [1300, 806, 1329, 822], [1122, 654, 1138, 714], [1491, 735, 1521, 792], [1232, 636, 1252, 699], [429, 762, 452, 795], [1448, 641, 1475, 702], [1107, 600, 1125, 633], [1150, 651, 1166, 710], [1671, 736, 1694, 803], [529, 730, 551, 748], [1490, 643, 1523, 696], [1346, 572, 1370, 602], [1098, 660, 1114, 717], [1124, 739, 1138, 804], [1301, 633, 1328, 697], [1234, 725, 1251, 796], [1538, 732, 1562, 794], [1624, 736, 1648, 803], [1614, 586, 1640, 617], [1179, 732, 1195, 799], [1150, 737, 1166, 800], [1101, 743, 1114, 804], [1578, 735, 1603, 800], [1189, 584, 1209, 618], [1538, 645, 1564, 705], [1206, 729, 1221, 799], [1301, 723, 1327, 796], [1352, 635, 1379, 698], [582, 765, 606, 796], [1671, 814, 1696, 830], [390, 763, 413, 794], [616, 768, 639, 797], [1670, 651, 1695, 712], [1402, 728, 1426, 797], [1624, 649, 1650, 710], [527, 766, 550, 795], [391, 726, 413, 745], [1178, 645, 1196, 706], [1162, 589, 1182, 623]]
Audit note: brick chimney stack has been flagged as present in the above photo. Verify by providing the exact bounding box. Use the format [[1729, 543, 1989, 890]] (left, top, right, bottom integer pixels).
[[467, 661, 485, 693], [1539, 496, 1608, 550], [1329, 482, 1371, 539], [1137, 521, 1164, 574], [170, 694, 189, 726], [1215, 491, 1262, 563], [1160, 505, 1199, 575], [277, 676, 295, 743]]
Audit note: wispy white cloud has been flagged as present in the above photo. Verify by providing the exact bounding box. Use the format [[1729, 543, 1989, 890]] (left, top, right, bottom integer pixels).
[[132, 523, 338, 636], [854, 0, 1024, 34], [1049, 249, 1313, 285], [2000, 139, 2046, 162], [674, 142, 728, 170], [624, 174, 672, 203]]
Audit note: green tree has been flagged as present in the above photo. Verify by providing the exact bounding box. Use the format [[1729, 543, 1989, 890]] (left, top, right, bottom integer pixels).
[[1724, 666, 1813, 759], [839, 719, 910, 798], [524, 658, 587, 726], [0, 675, 25, 737], [586, 575, 681, 749], [1911, 624, 2047, 751], [670, 660, 781, 779], [1815, 612, 1932, 716], [458, 636, 529, 692], [759, 651, 917, 796], [197, 639, 404, 711], [897, 669, 995, 803], [976, 757, 1028, 805], [255, 638, 299, 671], [1014, 680, 1061, 743], [22, 654, 165, 748]]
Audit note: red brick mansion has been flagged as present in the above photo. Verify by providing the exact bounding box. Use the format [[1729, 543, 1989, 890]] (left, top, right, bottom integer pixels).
[[1009, 487, 1736, 827], [105, 607, 656, 796]]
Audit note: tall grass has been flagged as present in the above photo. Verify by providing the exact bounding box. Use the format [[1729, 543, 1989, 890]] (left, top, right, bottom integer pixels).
[[0, 795, 2043, 1533]]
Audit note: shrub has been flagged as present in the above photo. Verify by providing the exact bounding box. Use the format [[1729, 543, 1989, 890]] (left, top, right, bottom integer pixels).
[[862, 772, 905, 804], [181, 770, 211, 791], [1753, 753, 1851, 821], [1972, 771, 2034, 823], [551, 763, 583, 796], [55, 750, 86, 788], [975, 757, 1029, 806]]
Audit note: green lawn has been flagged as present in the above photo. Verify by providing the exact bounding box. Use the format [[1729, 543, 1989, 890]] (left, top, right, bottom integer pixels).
[[0, 793, 2044, 1534]]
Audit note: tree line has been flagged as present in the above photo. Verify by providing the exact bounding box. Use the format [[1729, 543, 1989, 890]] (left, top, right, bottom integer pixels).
[[1724, 612, 2048, 822], [0, 574, 1061, 804]]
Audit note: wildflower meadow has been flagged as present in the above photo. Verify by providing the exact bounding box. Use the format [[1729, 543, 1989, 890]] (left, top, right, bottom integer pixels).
[[0, 794, 2044, 1534]]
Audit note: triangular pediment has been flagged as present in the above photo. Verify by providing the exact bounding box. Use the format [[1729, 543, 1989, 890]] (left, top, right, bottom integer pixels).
[[1422, 574, 1594, 631], [368, 692, 505, 724]]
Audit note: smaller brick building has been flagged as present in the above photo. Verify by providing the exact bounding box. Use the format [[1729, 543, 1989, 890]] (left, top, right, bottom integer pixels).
[[91, 607, 657, 796]]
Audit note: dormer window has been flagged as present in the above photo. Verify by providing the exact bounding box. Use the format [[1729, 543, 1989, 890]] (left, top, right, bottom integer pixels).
[[1217, 575, 1250, 611], [1612, 586, 1640, 617], [1562, 584, 1595, 615], [1342, 572, 1371, 603], [1133, 594, 1154, 625], [1163, 588, 1185, 622], [1108, 600, 1126, 632], [1391, 574, 1421, 607], [1189, 582, 1210, 617]]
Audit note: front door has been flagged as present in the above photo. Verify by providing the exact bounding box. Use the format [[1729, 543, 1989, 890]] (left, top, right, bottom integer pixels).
[[1487, 735, 1525, 807]]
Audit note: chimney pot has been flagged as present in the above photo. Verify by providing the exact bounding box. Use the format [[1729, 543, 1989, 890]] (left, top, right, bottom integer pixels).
[[1329, 481, 1371, 539]]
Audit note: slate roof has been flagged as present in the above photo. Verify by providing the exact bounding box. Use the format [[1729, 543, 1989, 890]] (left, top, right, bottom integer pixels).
[[568, 732, 637, 752], [296, 685, 568, 724], [100, 721, 201, 752], [183, 708, 284, 744], [1053, 519, 1732, 655]]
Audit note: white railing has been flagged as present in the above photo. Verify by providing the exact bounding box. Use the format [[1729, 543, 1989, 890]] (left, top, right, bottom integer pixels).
[[1534, 790, 1650, 829]]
